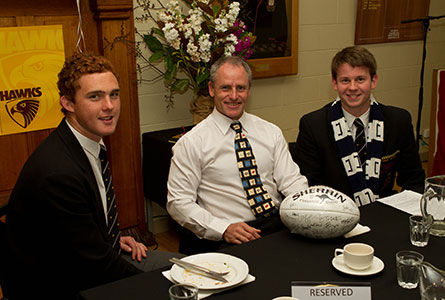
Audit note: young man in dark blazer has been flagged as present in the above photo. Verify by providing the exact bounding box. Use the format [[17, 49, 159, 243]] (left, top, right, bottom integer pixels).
[[294, 46, 425, 207], [5, 53, 181, 299]]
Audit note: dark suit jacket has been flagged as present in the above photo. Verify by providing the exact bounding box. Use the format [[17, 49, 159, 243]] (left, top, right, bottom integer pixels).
[[293, 102, 425, 199], [5, 120, 141, 299]]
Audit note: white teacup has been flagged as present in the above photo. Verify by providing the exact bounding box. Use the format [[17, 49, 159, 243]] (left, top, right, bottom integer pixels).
[[335, 243, 374, 270]]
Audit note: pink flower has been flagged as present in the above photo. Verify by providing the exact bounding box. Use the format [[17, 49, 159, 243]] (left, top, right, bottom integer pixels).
[[234, 36, 253, 60]]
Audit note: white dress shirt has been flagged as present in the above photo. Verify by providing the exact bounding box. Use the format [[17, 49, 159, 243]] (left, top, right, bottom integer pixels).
[[341, 95, 374, 139], [167, 109, 308, 241]]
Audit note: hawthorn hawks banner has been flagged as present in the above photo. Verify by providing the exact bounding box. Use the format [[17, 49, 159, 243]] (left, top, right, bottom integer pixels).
[[0, 25, 64, 136]]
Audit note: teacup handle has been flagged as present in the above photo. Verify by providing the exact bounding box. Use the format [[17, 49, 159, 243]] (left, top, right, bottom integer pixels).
[[334, 248, 344, 257]]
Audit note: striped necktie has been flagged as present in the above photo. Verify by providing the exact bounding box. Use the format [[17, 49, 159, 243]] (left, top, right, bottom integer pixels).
[[99, 147, 121, 254], [354, 118, 367, 168], [230, 121, 277, 219]]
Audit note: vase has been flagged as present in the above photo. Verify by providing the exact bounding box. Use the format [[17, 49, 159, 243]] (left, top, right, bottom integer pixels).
[[189, 94, 214, 124]]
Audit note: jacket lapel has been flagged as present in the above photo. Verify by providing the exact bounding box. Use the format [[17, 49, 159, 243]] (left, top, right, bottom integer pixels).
[[55, 119, 109, 236]]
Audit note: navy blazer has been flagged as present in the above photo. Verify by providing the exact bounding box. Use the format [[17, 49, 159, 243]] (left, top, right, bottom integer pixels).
[[6, 119, 141, 299], [293, 102, 425, 199]]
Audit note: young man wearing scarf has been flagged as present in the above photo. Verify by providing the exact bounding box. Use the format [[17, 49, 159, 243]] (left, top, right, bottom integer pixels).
[[294, 46, 425, 207]]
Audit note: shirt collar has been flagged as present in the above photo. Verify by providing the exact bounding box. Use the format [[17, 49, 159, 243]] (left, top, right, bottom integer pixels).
[[65, 119, 104, 158], [212, 108, 248, 135], [338, 95, 372, 129]]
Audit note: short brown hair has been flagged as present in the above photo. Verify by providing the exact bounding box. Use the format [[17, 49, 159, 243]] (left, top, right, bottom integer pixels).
[[331, 46, 377, 80], [57, 52, 117, 114]]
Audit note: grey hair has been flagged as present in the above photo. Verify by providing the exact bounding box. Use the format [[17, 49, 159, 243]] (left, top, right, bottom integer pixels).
[[209, 56, 252, 87]]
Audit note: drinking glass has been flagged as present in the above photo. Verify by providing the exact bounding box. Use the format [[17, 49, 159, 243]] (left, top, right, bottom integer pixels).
[[396, 250, 424, 289], [410, 215, 432, 247], [168, 283, 199, 300]]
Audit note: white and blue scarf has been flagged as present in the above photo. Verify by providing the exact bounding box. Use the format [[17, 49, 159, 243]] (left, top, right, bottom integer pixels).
[[329, 96, 384, 206]]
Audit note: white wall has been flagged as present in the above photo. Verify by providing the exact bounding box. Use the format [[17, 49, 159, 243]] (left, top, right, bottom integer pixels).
[[135, 0, 445, 148]]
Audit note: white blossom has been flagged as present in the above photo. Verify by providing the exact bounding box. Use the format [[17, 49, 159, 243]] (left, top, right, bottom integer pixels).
[[224, 44, 235, 56], [227, 2, 240, 24], [158, 11, 173, 23], [188, 8, 203, 28], [162, 23, 180, 50], [182, 23, 194, 39], [215, 17, 228, 32], [223, 33, 238, 56], [170, 39, 181, 50], [153, 1, 245, 63], [199, 34, 212, 62], [166, 0, 180, 15], [225, 33, 238, 44], [187, 41, 200, 62]]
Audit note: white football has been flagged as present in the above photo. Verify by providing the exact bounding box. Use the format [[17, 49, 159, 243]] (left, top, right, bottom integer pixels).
[[279, 185, 360, 239]]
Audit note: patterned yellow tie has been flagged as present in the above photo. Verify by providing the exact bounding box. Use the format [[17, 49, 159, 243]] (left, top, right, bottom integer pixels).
[[231, 121, 277, 218]]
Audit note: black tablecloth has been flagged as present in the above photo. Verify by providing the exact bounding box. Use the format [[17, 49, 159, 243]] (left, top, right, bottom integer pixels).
[[80, 202, 444, 299]]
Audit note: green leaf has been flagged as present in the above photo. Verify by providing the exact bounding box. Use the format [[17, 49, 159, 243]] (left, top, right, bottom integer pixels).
[[239, 32, 248, 39], [212, 4, 221, 17], [152, 27, 164, 37], [149, 51, 164, 62], [164, 61, 177, 81], [143, 34, 163, 53], [196, 70, 210, 85], [172, 79, 190, 93], [165, 54, 174, 71]]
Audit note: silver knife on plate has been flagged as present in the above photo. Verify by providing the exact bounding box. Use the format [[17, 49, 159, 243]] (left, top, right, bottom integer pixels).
[[169, 257, 229, 283]]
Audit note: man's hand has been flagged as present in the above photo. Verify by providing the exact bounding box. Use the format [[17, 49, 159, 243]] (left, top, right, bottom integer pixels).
[[120, 235, 148, 262], [223, 222, 261, 244]]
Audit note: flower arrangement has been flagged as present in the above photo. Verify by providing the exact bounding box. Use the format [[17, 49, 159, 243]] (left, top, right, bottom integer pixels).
[[135, 0, 255, 107]]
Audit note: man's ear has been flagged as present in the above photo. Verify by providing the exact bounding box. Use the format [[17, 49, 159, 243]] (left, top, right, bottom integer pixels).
[[332, 77, 339, 91], [60, 95, 74, 113], [208, 81, 214, 97], [371, 74, 378, 89]]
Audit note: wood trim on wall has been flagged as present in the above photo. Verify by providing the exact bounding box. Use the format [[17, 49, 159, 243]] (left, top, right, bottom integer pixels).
[[90, 0, 146, 231], [248, 0, 298, 78]]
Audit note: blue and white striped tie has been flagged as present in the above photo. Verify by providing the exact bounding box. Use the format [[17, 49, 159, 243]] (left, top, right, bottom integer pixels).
[[99, 146, 121, 254], [354, 118, 367, 169]]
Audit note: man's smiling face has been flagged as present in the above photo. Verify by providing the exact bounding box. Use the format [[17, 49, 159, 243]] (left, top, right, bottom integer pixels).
[[332, 63, 378, 117], [62, 71, 121, 142], [209, 62, 250, 120]]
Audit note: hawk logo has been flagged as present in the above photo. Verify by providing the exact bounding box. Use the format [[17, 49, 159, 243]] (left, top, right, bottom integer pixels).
[[6, 99, 40, 128]]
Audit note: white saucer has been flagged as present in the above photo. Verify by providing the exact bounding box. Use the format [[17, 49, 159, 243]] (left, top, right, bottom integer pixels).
[[332, 255, 384, 276]]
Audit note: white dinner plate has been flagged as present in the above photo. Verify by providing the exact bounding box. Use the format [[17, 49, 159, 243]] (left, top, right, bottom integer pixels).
[[332, 254, 384, 276], [170, 252, 249, 290]]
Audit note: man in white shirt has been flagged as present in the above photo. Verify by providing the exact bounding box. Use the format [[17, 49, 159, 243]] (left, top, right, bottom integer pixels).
[[167, 56, 308, 254]]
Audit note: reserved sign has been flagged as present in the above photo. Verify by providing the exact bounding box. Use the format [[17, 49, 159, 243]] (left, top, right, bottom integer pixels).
[[291, 282, 371, 300]]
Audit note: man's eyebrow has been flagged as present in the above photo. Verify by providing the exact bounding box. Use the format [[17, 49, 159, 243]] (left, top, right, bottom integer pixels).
[[86, 88, 120, 95], [86, 90, 104, 96]]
